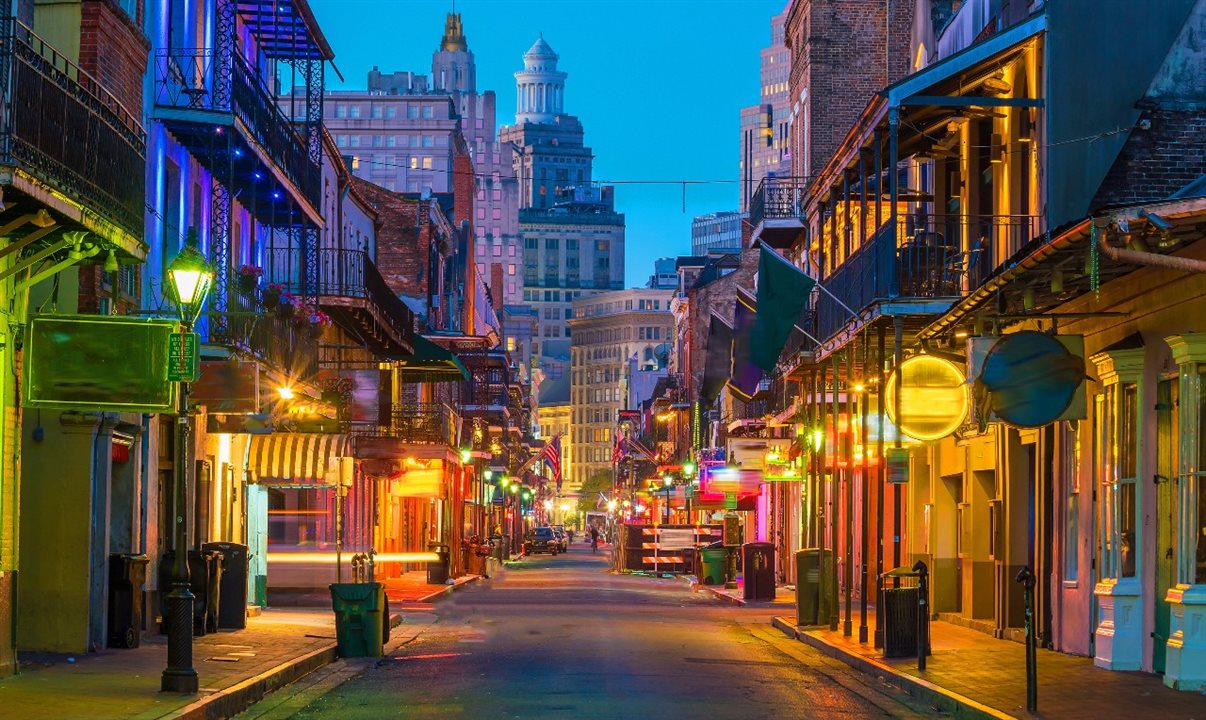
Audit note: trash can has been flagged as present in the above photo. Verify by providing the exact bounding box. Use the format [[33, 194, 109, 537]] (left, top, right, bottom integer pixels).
[[107, 553, 149, 648], [742, 542, 776, 600], [427, 543, 450, 585], [795, 548, 833, 626], [329, 582, 385, 657], [158, 550, 222, 636], [699, 543, 728, 586], [882, 586, 920, 658], [202, 542, 248, 629]]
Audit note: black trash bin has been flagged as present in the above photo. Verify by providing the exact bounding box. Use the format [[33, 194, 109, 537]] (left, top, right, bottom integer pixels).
[[427, 544, 450, 585], [202, 542, 248, 629], [882, 586, 920, 658], [159, 550, 223, 636], [108, 553, 149, 648], [742, 542, 776, 601]]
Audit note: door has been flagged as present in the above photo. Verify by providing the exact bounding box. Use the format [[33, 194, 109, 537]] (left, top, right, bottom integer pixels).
[[245, 484, 268, 607], [1153, 378, 1179, 673]]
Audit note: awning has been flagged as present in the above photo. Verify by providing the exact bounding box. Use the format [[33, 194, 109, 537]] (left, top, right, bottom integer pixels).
[[249, 433, 348, 487], [393, 334, 470, 383]]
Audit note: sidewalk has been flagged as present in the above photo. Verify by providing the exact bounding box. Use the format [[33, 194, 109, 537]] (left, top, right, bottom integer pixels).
[[773, 610, 1206, 719], [382, 571, 483, 604], [688, 576, 796, 608], [0, 609, 345, 720]]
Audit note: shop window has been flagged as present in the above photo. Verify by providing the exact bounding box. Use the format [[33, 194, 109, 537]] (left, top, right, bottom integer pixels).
[[1063, 421, 1081, 583]]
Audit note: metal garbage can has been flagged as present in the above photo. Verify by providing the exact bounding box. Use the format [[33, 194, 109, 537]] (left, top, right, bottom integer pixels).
[[107, 553, 149, 648], [742, 542, 776, 601], [158, 550, 221, 636], [427, 543, 450, 585], [699, 542, 728, 586], [881, 586, 920, 658], [795, 548, 833, 626], [202, 542, 248, 629], [330, 582, 386, 657]]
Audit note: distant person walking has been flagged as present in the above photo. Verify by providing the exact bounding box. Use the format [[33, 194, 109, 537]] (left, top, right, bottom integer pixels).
[[589, 525, 600, 553]]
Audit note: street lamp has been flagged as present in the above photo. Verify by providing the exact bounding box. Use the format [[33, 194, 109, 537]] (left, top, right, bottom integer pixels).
[[661, 474, 674, 524], [162, 231, 213, 694]]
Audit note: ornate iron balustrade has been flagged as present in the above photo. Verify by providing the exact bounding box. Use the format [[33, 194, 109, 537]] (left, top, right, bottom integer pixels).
[[353, 402, 458, 447], [0, 17, 145, 237], [814, 213, 1039, 343], [209, 283, 320, 380], [750, 176, 810, 229], [153, 48, 319, 206], [261, 246, 415, 348]]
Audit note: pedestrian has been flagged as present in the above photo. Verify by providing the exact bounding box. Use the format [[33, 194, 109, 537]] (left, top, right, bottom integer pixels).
[[589, 525, 600, 553]]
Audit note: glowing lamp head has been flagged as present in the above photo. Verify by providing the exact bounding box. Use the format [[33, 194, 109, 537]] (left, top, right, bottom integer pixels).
[[662, 474, 673, 486], [165, 229, 214, 325], [460, 448, 472, 464], [509, 485, 519, 494], [277, 385, 295, 401], [683, 462, 696, 477], [542, 499, 553, 510], [606, 499, 618, 511], [484, 469, 494, 481], [522, 490, 532, 500]]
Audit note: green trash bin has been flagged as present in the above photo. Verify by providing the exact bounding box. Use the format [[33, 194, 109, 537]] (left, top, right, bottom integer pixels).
[[699, 544, 728, 586], [795, 548, 833, 626], [330, 582, 385, 657]]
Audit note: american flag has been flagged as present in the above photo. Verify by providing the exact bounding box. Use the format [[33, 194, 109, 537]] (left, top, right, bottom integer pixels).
[[611, 428, 626, 465], [541, 435, 562, 488]]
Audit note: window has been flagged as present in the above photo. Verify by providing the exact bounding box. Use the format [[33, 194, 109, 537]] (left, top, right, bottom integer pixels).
[[407, 105, 419, 119], [398, 135, 410, 147], [336, 134, 348, 148], [1063, 421, 1081, 583], [423, 135, 434, 148], [371, 135, 381, 147], [349, 136, 360, 148], [349, 105, 361, 118], [545, 239, 559, 250], [410, 157, 419, 170], [386, 106, 397, 119], [423, 157, 433, 169], [507, 264, 516, 276], [372, 105, 383, 119], [335, 104, 347, 118], [422, 105, 434, 119]]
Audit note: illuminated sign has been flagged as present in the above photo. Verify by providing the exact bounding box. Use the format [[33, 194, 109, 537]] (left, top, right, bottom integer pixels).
[[884, 355, 969, 441]]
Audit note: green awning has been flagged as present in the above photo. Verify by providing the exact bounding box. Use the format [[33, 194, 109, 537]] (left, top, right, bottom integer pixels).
[[393, 335, 470, 383]]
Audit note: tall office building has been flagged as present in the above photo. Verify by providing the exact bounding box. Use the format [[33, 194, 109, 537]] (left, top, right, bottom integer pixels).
[[502, 37, 625, 366], [739, 8, 790, 211], [691, 211, 747, 255], [568, 289, 674, 489], [323, 13, 523, 305]]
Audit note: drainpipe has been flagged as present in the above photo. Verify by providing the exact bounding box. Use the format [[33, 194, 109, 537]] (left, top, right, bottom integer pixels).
[[1095, 215, 1206, 274]]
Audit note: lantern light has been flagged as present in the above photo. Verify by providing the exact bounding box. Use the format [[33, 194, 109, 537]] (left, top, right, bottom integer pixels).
[[165, 229, 214, 326]]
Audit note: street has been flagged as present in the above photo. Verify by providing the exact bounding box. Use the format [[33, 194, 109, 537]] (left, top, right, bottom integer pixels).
[[239, 543, 940, 720]]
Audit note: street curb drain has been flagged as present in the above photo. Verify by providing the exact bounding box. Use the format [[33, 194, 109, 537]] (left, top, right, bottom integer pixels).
[[770, 616, 1011, 720]]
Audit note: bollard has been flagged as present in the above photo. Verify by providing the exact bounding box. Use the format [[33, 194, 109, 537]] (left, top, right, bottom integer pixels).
[[1016, 566, 1037, 713], [912, 560, 929, 671]]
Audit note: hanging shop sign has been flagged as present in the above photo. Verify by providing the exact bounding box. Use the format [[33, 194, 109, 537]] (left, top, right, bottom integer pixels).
[[884, 355, 969, 441], [886, 447, 910, 484], [24, 314, 176, 412], [971, 331, 1087, 430], [193, 359, 260, 414]]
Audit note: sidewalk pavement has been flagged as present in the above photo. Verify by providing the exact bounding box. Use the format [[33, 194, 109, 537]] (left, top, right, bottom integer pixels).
[[381, 571, 483, 604], [773, 610, 1206, 719], [689, 577, 796, 608]]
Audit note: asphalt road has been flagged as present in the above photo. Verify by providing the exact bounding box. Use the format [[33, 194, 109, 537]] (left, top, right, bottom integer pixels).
[[240, 543, 942, 720]]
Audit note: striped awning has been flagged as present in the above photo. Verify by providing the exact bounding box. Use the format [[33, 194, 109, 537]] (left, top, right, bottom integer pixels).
[[249, 433, 349, 487]]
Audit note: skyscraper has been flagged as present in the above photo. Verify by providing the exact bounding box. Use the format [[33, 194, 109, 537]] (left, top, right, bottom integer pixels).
[[501, 36, 625, 367], [323, 13, 523, 305], [739, 8, 791, 211]]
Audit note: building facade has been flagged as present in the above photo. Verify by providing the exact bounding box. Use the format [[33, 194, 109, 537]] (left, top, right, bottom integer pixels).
[[691, 211, 748, 256], [739, 7, 790, 212], [568, 289, 674, 491]]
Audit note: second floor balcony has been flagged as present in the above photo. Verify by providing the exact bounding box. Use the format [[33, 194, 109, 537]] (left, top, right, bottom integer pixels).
[[750, 176, 809, 248], [814, 212, 1038, 343], [352, 402, 460, 461], [263, 247, 416, 357], [209, 284, 320, 381], [0, 17, 145, 242]]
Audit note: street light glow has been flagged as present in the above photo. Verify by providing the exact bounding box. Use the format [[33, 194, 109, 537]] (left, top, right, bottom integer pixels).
[[277, 386, 295, 400]]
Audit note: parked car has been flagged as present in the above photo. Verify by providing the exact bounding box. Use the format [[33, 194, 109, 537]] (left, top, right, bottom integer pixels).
[[551, 527, 568, 552], [524, 526, 560, 555]]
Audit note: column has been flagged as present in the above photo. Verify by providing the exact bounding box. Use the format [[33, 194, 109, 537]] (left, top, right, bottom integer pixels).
[[1090, 347, 1146, 671], [1163, 334, 1206, 690]]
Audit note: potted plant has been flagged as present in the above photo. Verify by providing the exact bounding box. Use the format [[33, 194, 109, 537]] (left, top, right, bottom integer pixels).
[[306, 308, 332, 339], [262, 283, 283, 311], [277, 291, 296, 319], [236, 264, 263, 293]]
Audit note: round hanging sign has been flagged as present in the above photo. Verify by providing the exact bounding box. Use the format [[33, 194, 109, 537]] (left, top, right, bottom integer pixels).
[[975, 330, 1084, 429], [885, 355, 969, 441]]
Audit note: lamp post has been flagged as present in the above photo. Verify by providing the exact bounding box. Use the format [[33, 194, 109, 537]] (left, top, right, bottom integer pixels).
[[161, 231, 213, 694], [661, 474, 673, 524]]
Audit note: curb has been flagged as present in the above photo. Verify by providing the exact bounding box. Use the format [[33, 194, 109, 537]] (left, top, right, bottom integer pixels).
[[694, 582, 747, 606], [771, 616, 1011, 720], [412, 574, 483, 604], [163, 643, 337, 720]]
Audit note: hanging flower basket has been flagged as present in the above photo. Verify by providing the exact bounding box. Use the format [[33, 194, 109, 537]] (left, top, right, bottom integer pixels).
[[262, 284, 282, 311], [236, 265, 262, 293]]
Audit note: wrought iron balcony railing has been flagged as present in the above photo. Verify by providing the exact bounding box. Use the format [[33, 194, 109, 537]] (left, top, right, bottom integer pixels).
[[0, 17, 145, 237], [353, 402, 458, 448], [749, 176, 809, 230], [814, 213, 1039, 343], [210, 284, 320, 380], [153, 48, 319, 206], [262, 247, 416, 353]]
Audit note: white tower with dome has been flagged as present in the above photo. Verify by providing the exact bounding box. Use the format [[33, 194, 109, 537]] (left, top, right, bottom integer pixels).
[[515, 35, 566, 124]]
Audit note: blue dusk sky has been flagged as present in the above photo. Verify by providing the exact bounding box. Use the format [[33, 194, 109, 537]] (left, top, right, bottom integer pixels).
[[308, 0, 785, 288]]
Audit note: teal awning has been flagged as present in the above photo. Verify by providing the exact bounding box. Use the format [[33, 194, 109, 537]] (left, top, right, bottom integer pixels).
[[392, 335, 470, 383]]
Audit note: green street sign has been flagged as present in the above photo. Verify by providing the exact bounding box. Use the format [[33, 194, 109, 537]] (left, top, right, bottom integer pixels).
[[724, 491, 737, 510], [168, 331, 200, 382]]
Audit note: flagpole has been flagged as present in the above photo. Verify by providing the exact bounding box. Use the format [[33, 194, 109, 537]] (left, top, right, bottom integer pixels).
[[758, 240, 860, 323]]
